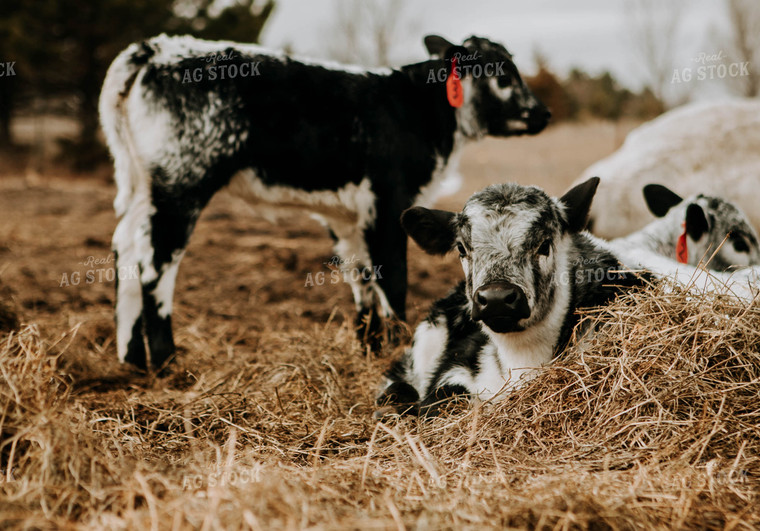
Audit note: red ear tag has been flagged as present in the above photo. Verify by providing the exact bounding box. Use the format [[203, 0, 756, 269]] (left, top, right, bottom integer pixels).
[[676, 222, 688, 264], [446, 57, 464, 108]]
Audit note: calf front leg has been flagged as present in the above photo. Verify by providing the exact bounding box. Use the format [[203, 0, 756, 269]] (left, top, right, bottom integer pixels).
[[330, 223, 404, 350], [360, 196, 410, 349], [330, 228, 383, 349]]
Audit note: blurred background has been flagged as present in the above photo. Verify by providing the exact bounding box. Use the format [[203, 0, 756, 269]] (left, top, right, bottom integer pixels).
[[0, 0, 758, 174]]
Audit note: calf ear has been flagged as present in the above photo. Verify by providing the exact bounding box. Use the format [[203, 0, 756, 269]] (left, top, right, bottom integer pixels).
[[443, 45, 472, 77], [643, 184, 683, 217], [560, 177, 600, 233], [401, 206, 457, 255], [685, 203, 709, 241], [424, 35, 455, 58]]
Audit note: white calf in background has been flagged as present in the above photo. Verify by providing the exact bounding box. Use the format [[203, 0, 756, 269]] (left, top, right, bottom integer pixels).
[[577, 99, 760, 239], [611, 184, 760, 271]]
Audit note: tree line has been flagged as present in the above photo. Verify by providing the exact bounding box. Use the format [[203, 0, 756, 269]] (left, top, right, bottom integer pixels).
[[0, 0, 274, 168]]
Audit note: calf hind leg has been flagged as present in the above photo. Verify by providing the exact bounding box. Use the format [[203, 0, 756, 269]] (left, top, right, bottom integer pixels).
[[112, 197, 152, 369], [140, 201, 199, 369]]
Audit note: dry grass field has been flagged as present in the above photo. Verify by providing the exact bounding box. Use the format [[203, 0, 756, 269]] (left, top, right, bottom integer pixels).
[[2, 119, 760, 529]]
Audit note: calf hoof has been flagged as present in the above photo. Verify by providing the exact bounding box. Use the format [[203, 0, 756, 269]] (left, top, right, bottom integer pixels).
[[150, 347, 176, 374], [146, 321, 177, 371], [123, 320, 148, 370], [356, 309, 384, 353], [385, 318, 411, 347], [356, 311, 409, 354], [373, 405, 418, 419], [375, 381, 419, 417], [419, 385, 470, 417], [148, 340, 176, 373]]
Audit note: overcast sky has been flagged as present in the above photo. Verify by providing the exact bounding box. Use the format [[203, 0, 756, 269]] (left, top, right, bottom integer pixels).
[[260, 0, 736, 99]]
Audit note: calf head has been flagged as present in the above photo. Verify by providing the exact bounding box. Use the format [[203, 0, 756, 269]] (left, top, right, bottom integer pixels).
[[402, 178, 600, 335], [424, 34, 550, 137], [643, 184, 760, 269]]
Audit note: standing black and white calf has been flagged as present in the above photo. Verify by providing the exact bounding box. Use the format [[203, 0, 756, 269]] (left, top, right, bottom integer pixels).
[[99, 33, 550, 369], [610, 184, 760, 271], [376, 178, 650, 415]]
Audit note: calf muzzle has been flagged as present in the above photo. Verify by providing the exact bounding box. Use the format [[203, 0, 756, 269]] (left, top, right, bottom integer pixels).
[[527, 106, 551, 134], [471, 281, 530, 332]]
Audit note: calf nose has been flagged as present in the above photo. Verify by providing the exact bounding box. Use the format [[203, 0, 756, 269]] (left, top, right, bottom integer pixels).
[[528, 106, 551, 133], [472, 282, 530, 325]]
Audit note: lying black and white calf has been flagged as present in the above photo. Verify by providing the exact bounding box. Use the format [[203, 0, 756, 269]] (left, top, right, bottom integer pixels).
[[610, 184, 760, 271], [377, 178, 760, 416], [376, 178, 654, 415], [100, 33, 550, 369]]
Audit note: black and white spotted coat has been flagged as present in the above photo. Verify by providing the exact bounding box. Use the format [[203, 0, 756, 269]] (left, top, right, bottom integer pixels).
[[377, 178, 760, 416], [99, 33, 550, 368]]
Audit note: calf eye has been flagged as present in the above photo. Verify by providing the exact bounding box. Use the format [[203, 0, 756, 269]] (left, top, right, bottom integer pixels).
[[733, 236, 749, 253], [497, 76, 511, 88], [537, 239, 551, 257], [456, 242, 467, 258]]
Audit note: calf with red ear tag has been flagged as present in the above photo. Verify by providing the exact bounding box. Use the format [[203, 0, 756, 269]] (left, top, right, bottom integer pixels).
[[376, 178, 650, 417], [422, 34, 551, 136], [101, 32, 551, 368], [610, 184, 760, 271]]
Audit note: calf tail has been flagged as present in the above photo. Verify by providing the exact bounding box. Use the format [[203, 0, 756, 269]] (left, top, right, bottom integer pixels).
[[99, 41, 156, 217]]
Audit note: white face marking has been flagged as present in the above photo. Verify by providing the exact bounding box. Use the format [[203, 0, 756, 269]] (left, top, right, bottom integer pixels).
[[455, 78, 483, 138], [487, 77, 514, 101], [480, 235, 571, 362], [719, 242, 751, 267], [506, 120, 529, 131], [460, 255, 470, 278], [465, 203, 539, 294]]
